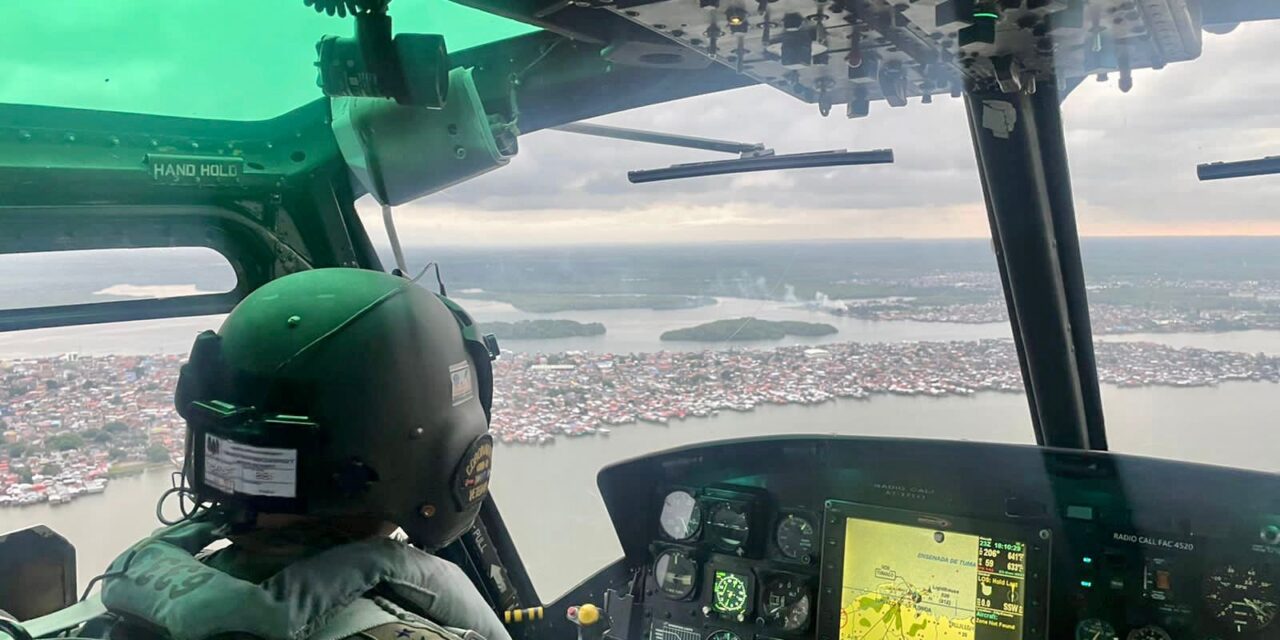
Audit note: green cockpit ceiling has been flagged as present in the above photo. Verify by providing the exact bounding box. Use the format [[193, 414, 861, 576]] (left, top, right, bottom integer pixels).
[[0, 0, 536, 121]]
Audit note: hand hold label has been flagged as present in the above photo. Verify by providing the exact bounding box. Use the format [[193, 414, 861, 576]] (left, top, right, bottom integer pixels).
[[147, 154, 244, 185]]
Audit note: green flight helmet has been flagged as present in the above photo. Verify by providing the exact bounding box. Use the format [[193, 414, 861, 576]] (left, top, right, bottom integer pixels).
[[173, 268, 495, 551]]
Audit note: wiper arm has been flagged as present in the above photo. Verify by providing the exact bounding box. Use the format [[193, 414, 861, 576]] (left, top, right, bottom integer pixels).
[[1197, 155, 1280, 181], [552, 122, 893, 183], [628, 149, 895, 184], [552, 122, 770, 157]]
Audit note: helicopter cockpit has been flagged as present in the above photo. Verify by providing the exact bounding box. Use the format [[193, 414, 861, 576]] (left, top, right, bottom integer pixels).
[[2, 2, 1280, 640]]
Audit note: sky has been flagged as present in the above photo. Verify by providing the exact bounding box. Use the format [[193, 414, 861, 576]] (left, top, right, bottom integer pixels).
[[361, 20, 1280, 245]]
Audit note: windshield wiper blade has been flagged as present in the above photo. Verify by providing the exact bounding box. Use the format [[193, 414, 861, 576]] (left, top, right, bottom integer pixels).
[[627, 149, 894, 184], [1197, 155, 1280, 181]]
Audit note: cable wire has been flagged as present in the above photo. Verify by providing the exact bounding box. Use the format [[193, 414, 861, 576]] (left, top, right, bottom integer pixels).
[[382, 203, 409, 275], [78, 548, 137, 602]]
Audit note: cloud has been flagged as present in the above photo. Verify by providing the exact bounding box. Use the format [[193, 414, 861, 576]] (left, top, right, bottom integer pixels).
[[365, 21, 1280, 245]]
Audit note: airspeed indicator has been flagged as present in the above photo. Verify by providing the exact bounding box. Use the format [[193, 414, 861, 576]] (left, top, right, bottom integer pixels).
[[1203, 563, 1279, 633]]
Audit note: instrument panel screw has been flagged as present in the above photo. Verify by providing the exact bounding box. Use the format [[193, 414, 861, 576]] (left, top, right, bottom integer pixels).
[[1039, 529, 1051, 540]]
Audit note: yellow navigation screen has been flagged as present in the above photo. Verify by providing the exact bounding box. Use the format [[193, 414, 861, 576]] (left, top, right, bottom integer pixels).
[[838, 517, 1027, 640]]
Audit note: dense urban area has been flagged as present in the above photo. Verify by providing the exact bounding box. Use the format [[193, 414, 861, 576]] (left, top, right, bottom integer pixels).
[[829, 273, 1280, 334], [2, 338, 1277, 504]]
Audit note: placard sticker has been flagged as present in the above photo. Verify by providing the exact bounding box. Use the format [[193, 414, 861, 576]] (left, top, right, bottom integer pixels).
[[203, 434, 297, 498], [450, 360, 474, 406]]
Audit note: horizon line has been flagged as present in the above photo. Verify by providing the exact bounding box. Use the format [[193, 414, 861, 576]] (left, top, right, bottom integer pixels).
[[387, 234, 1280, 250]]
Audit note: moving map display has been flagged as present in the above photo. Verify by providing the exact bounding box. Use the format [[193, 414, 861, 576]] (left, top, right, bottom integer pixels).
[[837, 517, 1027, 640]]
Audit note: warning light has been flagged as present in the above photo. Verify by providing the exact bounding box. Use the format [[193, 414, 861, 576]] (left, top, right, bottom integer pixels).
[[973, 12, 999, 19], [1082, 556, 1093, 564], [1080, 580, 1093, 588]]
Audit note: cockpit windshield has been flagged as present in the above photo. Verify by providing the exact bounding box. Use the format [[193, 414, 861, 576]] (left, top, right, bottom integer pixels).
[[1, 0, 1278, 606], [0, 0, 534, 120]]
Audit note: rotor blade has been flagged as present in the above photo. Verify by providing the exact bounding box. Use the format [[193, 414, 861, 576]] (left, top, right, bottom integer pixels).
[[1197, 155, 1280, 181], [553, 122, 767, 156], [627, 149, 894, 184]]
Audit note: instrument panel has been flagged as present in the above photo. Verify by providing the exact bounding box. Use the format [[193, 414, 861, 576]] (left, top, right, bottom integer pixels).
[[579, 437, 1280, 640]]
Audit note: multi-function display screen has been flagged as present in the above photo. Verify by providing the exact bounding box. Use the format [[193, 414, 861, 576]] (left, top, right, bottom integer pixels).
[[837, 517, 1028, 640]]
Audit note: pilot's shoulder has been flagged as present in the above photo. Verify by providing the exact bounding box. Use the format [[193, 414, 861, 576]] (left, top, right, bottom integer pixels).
[[354, 621, 464, 640]]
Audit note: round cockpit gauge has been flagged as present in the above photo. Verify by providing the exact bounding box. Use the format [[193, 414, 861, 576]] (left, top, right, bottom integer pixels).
[[1125, 626, 1170, 640], [775, 514, 816, 561], [1204, 563, 1279, 633], [712, 571, 750, 615], [653, 549, 698, 600], [707, 501, 750, 551], [762, 575, 812, 631], [1074, 619, 1117, 640], [659, 490, 702, 541], [707, 631, 739, 640]]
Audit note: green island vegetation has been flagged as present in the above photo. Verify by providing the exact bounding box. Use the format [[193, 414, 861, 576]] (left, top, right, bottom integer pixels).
[[473, 292, 716, 313], [482, 319, 606, 340], [660, 318, 838, 342]]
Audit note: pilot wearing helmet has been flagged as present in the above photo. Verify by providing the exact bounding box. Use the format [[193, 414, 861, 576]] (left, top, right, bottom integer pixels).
[[85, 268, 507, 640]]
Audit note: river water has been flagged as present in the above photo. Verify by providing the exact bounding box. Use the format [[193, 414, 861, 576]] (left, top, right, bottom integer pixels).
[[7, 296, 1280, 357], [3, 301, 1280, 600]]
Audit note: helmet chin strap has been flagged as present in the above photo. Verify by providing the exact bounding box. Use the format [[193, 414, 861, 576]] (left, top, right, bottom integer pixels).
[[381, 202, 409, 275]]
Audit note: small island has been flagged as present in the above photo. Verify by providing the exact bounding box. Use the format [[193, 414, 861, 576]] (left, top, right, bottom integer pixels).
[[482, 319, 606, 340], [660, 318, 837, 342]]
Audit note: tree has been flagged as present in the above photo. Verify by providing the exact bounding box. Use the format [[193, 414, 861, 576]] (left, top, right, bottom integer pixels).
[[7, 442, 28, 459], [146, 444, 170, 464], [45, 433, 84, 451], [17, 469, 32, 484], [39, 462, 60, 477], [108, 448, 127, 461], [104, 421, 129, 434]]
